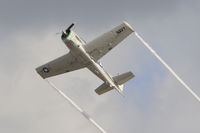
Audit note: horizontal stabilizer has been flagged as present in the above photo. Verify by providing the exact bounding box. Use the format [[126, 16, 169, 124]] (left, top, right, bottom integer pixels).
[[95, 71, 134, 95], [113, 72, 134, 85], [95, 83, 113, 95]]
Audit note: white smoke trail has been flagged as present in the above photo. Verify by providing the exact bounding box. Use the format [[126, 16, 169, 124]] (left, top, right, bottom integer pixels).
[[45, 79, 107, 133], [134, 32, 200, 103]]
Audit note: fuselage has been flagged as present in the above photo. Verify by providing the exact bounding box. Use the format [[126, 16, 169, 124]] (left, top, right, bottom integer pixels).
[[61, 30, 122, 93]]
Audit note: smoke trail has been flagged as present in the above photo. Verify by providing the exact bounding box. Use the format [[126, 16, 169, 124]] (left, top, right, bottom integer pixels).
[[134, 32, 200, 103], [45, 79, 107, 133]]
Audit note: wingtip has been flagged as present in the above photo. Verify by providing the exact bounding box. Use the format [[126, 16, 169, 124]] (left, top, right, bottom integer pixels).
[[35, 67, 46, 79], [123, 21, 135, 32]]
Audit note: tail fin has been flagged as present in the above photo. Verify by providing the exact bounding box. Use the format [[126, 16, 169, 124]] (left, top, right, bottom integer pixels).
[[95, 72, 134, 95], [119, 84, 124, 91]]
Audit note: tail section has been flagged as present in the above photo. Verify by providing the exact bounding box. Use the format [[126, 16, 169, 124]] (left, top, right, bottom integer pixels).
[[95, 72, 134, 95]]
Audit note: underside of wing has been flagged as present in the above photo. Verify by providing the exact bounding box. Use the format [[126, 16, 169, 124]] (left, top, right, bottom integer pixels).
[[84, 22, 134, 61], [36, 52, 85, 79]]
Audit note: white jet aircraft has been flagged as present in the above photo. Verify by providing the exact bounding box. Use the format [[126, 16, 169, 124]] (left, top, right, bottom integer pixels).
[[36, 22, 134, 95]]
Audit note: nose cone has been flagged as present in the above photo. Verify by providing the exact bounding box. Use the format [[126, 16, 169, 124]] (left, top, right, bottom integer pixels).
[[61, 30, 72, 40], [61, 32, 67, 40]]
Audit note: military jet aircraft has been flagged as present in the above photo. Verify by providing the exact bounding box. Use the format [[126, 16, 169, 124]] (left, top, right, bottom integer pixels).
[[36, 22, 134, 95]]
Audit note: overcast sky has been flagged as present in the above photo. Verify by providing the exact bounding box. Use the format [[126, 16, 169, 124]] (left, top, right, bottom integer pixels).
[[0, 0, 200, 133]]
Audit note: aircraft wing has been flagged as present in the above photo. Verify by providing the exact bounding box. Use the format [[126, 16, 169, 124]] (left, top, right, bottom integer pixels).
[[36, 52, 85, 79], [84, 22, 134, 61]]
